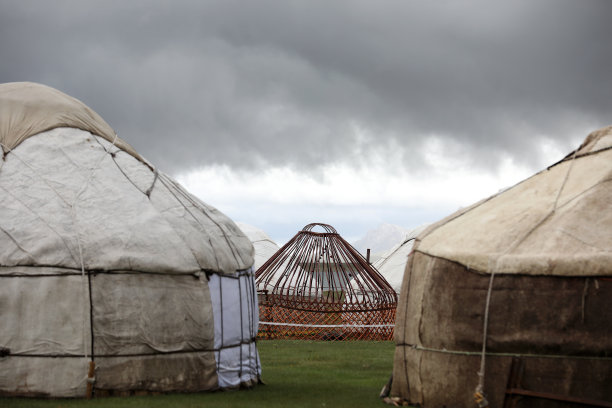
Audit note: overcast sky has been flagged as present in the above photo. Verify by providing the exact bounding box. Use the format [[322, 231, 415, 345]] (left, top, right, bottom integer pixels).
[[2, 0, 611, 244]]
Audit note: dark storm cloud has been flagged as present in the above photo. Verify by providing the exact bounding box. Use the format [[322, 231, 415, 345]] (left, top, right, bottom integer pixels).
[[1, 0, 611, 174]]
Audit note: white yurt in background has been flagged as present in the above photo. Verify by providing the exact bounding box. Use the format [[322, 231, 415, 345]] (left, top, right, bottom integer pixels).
[[373, 224, 428, 294], [236, 222, 280, 271], [0, 82, 261, 397]]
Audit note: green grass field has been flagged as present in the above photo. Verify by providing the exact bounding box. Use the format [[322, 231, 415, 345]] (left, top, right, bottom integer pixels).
[[0, 340, 396, 408]]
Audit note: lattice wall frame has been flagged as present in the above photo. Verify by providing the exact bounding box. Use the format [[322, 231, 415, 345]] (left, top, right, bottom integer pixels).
[[256, 223, 397, 340]]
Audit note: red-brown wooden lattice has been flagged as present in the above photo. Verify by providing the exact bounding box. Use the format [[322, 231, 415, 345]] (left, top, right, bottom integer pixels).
[[256, 223, 397, 340]]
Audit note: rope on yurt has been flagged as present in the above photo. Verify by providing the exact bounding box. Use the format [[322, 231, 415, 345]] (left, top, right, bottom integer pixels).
[[0, 142, 6, 166], [145, 169, 159, 197], [85, 265, 96, 399], [157, 173, 248, 268], [92, 136, 149, 196], [259, 321, 394, 328], [238, 274, 244, 382], [582, 278, 591, 323], [399, 343, 612, 361], [474, 269, 495, 407], [247, 267, 263, 384], [547, 143, 612, 170], [474, 148, 579, 407], [377, 237, 417, 270], [248, 268, 256, 340], [218, 273, 225, 383], [243, 268, 254, 385], [157, 174, 221, 270], [95, 139, 248, 273], [71, 132, 119, 398]]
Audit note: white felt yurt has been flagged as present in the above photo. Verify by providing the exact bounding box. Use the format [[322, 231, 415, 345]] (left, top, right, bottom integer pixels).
[[0, 82, 261, 397], [373, 225, 428, 294], [236, 222, 280, 271]]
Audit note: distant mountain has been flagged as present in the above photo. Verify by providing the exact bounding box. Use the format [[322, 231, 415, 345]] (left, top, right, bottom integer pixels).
[[351, 223, 411, 256]]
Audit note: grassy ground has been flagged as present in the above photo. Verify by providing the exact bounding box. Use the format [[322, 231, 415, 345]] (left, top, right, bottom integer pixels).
[[0, 340, 395, 408]]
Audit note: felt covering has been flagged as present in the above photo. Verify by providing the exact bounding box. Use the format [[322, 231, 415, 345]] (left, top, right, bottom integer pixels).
[[0, 82, 140, 161], [0, 82, 260, 397], [418, 125, 612, 277], [389, 126, 612, 407]]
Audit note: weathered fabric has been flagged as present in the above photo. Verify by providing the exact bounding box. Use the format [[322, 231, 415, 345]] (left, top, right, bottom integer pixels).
[[0, 127, 253, 274], [0, 82, 141, 161], [418, 126, 612, 276], [390, 126, 612, 407], [0, 83, 259, 397], [392, 255, 612, 407]]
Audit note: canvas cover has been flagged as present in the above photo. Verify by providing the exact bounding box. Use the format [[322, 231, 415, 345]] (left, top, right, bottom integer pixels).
[[390, 126, 612, 407], [0, 127, 252, 275], [417, 126, 612, 277], [373, 224, 428, 293], [236, 222, 280, 271], [0, 82, 259, 397], [0, 82, 141, 161]]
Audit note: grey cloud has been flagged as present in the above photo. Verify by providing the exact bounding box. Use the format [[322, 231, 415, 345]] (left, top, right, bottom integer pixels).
[[1, 0, 611, 174]]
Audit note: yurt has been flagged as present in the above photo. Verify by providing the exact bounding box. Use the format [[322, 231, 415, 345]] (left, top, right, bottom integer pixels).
[[373, 224, 428, 294], [256, 223, 397, 340], [0, 82, 261, 397], [236, 222, 280, 271], [388, 126, 612, 407]]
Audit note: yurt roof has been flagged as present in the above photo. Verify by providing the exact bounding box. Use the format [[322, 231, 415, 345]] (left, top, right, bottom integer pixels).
[[373, 224, 429, 292], [416, 126, 612, 277], [0, 82, 142, 161], [235, 222, 279, 271], [0, 82, 253, 276], [236, 222, 277, 247]]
